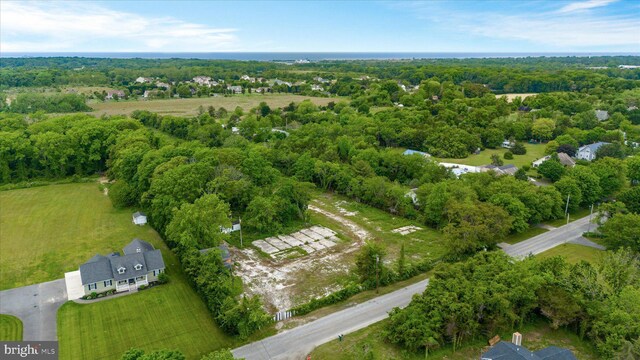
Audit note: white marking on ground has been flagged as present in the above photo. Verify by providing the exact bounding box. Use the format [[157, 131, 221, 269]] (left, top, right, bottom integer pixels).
[[391, 225, 422, 235]]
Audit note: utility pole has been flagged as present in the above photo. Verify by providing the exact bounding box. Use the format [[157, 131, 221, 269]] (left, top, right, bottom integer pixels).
[[587, 204, 594, 232], [565, 193, 571, 225], [375, 254, 380, 294], [239, 217, 243, 248]]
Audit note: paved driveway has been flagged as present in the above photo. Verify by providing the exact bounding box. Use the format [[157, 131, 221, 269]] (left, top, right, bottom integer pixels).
[[233, 279, 429, 360], [0, 279, 68, 340]]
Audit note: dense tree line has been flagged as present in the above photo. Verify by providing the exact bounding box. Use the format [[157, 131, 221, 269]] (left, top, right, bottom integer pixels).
[[386, 250, 640, 359]]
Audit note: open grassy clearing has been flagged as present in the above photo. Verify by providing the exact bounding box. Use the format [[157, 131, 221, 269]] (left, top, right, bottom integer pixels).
[[84, 94, 341, 116], [0, 182, 164, 290], [0, 315, 23, 341], [228, 191, 445, 314], [311, 317, 598, 360], [58, 248, 236, 360], [537, 244, 605, 264], [311, 191, 447, 263], [503, 226, 549, 245], [11, 182, 237, 359], [437, 143, 546, 168]]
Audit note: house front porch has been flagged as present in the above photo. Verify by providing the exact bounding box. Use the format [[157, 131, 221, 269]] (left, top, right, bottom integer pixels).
[[116, 275, 148, 292]]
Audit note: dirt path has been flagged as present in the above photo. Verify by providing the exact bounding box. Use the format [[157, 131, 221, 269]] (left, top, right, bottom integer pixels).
[[308, 203, 371, 242], [233, 204, 372, 313]]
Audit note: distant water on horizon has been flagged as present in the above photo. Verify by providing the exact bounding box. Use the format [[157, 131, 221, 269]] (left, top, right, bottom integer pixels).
[[2, 52, 638, 61]]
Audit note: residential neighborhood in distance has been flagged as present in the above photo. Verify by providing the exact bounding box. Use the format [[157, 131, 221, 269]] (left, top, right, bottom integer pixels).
[[1, 1, 639, 360]]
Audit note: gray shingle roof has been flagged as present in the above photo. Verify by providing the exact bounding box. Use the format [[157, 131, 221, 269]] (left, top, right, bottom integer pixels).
[[123, 238, 155, 255], [110, 252, 148, 281], [595, 110, 609, 121], [133, 211, 146, 218], [143, 249, 165, 271], [80, 255, 114, 285], [578, 142, 610, 153], [79, 239, 164, 285], [482, 342, 577, 360], [534, 346, 577, 360]]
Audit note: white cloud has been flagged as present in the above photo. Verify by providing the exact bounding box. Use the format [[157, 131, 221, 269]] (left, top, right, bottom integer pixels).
[[557, 0, 618, 14], [468, 13, 639, 48], [0, 1, 240, 52], [395, 0, 639, 50]]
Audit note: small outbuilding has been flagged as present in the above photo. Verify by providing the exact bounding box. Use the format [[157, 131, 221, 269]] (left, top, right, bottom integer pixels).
[[132, 211, 147, 226]]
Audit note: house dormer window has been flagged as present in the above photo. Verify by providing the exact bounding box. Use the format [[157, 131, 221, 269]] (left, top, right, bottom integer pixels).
[[117, 266, 126, 274], [134, 264, 143, 271]]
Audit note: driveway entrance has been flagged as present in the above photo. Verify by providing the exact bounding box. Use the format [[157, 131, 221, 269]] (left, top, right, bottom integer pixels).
[[0, 279, 68, 340]]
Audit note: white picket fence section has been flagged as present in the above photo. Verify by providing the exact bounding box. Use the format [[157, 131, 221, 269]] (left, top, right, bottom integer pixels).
[[273, 310, 295, 322]]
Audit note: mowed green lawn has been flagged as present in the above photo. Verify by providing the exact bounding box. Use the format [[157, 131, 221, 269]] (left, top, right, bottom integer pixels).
[[537, 244, 605, 264], [0, 315, 23, 341], [0, 183, 161, 290], [58, 248, 236, 360], [437, 143, 546, 168]]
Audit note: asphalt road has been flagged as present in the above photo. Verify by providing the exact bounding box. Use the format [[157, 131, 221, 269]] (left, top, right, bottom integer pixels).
[[0, 279, 68, 340], [502, 216, 596, 258], [232, 278, 430, 360]]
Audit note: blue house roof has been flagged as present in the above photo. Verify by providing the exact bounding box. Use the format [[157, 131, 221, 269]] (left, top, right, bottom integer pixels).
[[579, 141, 610, 153], [403, 149, 430, 157], [481, 341, 577, 360]]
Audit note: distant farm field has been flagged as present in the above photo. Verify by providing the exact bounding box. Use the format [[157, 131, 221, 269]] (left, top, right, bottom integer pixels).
[[86, 94, 342, 116], [0, 183, 163, 290], [495, 93, 538, 102]]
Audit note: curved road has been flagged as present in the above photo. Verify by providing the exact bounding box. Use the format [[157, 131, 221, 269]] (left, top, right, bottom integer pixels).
[[232, 279, 429, 360]]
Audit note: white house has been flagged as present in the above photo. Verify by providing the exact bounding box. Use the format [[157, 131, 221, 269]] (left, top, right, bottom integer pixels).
[[135, 77, 153, 84], [132, 212, 147, 225], [501, 140, 515, 149], [193, 76, 214, 86], [221, 221, 241, 234], [311, 84, 324, 91], [439, 163, 482, 177], [576, 142, 610, 161], [227, 85, 243, 94], [532, 155, 551, 168], [105, 90, 125, 100]]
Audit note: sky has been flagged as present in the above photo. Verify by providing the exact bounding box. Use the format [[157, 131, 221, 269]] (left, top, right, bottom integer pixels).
[[1, 0, 639, 53]]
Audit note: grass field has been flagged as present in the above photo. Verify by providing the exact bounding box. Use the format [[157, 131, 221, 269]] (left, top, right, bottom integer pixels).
[[311, 317, 598, 360], [0, 183, 163, 290], [0, 315, 23, 341], [312, 192, 447, 263], [85, 94, 341, 116], [437, 143, 546, 168], [57, 248, 236, 360], [1, 182, 237, 359], [537, 244, 605, 264]]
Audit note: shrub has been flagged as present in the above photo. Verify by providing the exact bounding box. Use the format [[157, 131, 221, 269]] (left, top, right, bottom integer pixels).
[[138, 285, 147, 290], [512, 142, 527, 155], [504, 151, 513, 160], [91, 292, 97, 298], [157, 272, 169, 284]]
